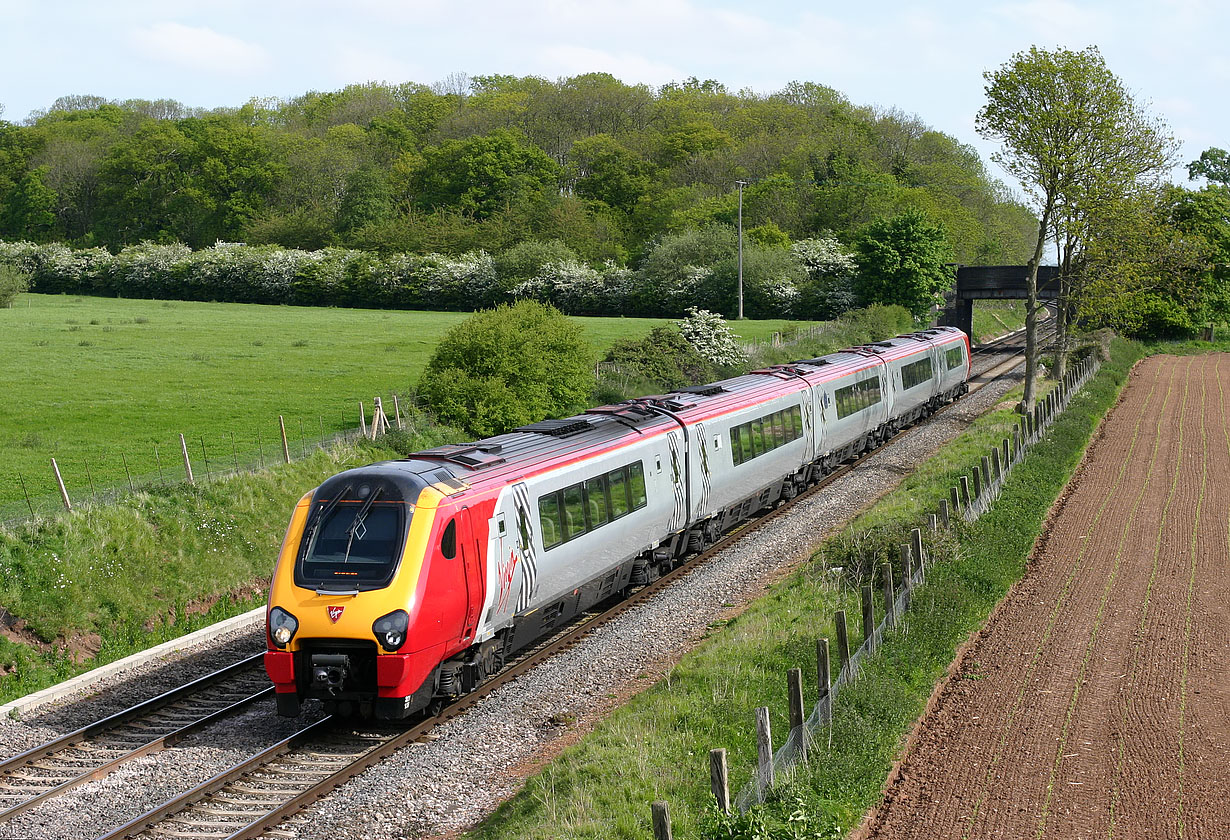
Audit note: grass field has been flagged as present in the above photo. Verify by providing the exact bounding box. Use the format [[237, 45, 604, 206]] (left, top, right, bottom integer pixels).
[[0, 294, 798, 519]]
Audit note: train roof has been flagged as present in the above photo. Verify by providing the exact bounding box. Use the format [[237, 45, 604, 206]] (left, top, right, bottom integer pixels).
[[392, 326, 968, 496]]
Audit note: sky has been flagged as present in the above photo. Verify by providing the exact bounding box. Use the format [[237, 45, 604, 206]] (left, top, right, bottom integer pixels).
[[1, 0, 1225, 192]]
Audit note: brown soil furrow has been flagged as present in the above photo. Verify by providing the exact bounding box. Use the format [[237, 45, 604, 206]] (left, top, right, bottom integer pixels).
[[860, 355, 1230, 840], [1046, 355, 1205, 839], [862, 360, 1175, 839]]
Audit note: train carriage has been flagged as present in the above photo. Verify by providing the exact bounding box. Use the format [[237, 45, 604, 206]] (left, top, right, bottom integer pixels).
[[264, 326, 970, 718]]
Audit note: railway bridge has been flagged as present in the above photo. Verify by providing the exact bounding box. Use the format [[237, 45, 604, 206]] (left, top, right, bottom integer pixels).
[[939, 265, 1060, 338]]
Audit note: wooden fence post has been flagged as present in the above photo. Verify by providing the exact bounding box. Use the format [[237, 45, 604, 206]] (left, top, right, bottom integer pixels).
[[756, 706, 774, 798], [899, 543, 913, 597], [1003, 437, 1011, 471], [710, 749, 730, 814], [927, 513, 938, 532], [860, 586, 876, 652], [359, 401, 368, 438], [816, 638, 831, 702], [937, 498, 950, 528], [950, 485, 961, 513], [992, 445, 1002, 480], [51, 458, 71, 511], [980, 455, 992, 493], [179, 434, 194, 485], [393, 394, 404, 430], [959, 475, 971, 509], [788, 668, 806, 762], [971, 464, 983, 500], [652, 800, 673, 840], [278, 416, 291, 464], [882, 563, 896, 628], [911, 528, 925, 568], [834, 611, 851, 675]]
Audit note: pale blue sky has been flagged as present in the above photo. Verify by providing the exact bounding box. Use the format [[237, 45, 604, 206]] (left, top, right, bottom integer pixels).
[[1, 0, 1224, 189]]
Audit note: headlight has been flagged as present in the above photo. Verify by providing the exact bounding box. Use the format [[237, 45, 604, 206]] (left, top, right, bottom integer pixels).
[[269, 606, 298, 648], [372, 610, 409, 652]]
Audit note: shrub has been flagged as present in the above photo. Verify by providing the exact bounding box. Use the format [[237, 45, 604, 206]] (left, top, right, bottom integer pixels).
[[677, 307, 748, 367], [0, 264, 29, 307], [416, 300, 596, 438], [602, 325, 716, 392]]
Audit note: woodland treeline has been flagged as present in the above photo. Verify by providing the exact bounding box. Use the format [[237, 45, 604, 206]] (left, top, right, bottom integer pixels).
[[0, 75, 1037, 266]]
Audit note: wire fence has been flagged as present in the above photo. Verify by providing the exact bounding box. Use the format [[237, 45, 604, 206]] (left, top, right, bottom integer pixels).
[[1, 395, 418, 528], [652, 355, 1102, 837]]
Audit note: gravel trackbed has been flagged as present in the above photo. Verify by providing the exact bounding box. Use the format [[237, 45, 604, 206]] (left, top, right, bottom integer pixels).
[[859, 354, 1230, 840]]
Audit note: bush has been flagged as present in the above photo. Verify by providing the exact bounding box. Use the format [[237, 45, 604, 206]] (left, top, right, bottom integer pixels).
[[0, 264, 29, 307], [416, 300, 596, 438], [602, 325, 717, 392]]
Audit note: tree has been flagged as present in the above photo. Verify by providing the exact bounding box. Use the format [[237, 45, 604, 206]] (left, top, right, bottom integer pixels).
[[416, 300, 594, 438], [852, 210, 953, 319], [411, 130, 559, 220], [976, 46, 1174, 407], [1188, 147, 1230, 185], [792, 235, 858, 319]]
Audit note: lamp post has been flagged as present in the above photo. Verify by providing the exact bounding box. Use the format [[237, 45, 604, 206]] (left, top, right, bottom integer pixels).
[[735, 179, 748, 320]]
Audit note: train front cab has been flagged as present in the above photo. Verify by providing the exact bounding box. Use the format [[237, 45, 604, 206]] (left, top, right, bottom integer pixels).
[[264, 467, 484, 719]]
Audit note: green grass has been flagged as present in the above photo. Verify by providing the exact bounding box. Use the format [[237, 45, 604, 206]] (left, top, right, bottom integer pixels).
[[971, 299, 1027, 343], [462, 338, 1144, 840], [0, 293, 798, 518]]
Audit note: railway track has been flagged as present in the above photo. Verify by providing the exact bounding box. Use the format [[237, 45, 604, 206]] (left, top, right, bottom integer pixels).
[[90, 327, 1041, 840], [3, 325, 1041, 839], [0, 653, 269, 823]]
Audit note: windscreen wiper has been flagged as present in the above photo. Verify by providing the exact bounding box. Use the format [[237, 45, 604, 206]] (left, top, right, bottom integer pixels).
[[341, 486, 383, 564], [304, 483, 353, 542]]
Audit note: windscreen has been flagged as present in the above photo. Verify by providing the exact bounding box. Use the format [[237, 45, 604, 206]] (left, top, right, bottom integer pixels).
[[296, 498, 409, 589]]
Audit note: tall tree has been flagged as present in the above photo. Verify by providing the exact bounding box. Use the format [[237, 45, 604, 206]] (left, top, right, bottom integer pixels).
[[976, 46, 1174, 408], [853, 209, 953, 319]]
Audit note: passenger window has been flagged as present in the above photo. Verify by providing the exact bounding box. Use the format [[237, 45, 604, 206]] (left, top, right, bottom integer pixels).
[[772, 412, 785, 447], [609, 468, 630, 518], [440, 519, 457, 559], [539, 494, 563, 550], [730, 426, 744, 465], [562, 484, 587, 541], [586, 477, 610, 528], [792, 406, 803, 438], [628, 462, 647, 509], [750, 419, 765, 456]]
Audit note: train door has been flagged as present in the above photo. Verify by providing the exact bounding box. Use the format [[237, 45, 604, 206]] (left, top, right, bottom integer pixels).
[[456, 506, 485, 644]]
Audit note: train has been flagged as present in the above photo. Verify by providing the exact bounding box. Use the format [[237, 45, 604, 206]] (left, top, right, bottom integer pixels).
[[264, 326, 971, 718]]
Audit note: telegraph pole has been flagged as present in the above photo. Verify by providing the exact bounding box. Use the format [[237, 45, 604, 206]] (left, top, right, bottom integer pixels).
[[735, 179, 748, 320]]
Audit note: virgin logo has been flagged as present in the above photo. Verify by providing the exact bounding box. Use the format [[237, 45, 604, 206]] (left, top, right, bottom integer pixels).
[[328, 605, 345, 623]]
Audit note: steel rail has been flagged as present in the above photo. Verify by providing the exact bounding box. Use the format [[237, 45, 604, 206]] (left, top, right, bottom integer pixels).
[[98, 328, 1040, 840]]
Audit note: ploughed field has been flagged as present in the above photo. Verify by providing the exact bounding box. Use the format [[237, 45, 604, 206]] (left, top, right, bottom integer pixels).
[[863, 354, 1230, 839]]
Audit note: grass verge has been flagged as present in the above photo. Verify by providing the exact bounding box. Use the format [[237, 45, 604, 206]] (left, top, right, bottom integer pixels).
[[461, 336, 1145, 840], [0, 293, 800, 518]]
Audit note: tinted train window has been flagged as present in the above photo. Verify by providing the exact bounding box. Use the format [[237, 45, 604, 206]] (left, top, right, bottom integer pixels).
[[730, 405, 803, 466], [835, 377, 882, 419], [628, 462, 648, 508], [562, 485, 586, 541], [609, 468, 630, 518], [539, 495, 563, 550], [901, 358, 934, 390], [298, 502, 405, 585], [947, 346, 964, 370], [586, 477, 610, 528], [538, 460, 646, 550]]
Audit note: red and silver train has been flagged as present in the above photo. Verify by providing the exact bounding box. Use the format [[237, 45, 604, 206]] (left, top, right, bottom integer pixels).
[[264, 327, 970, 718]]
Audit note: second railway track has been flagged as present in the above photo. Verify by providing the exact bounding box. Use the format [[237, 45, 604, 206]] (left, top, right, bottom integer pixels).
[[6, 325, 1043, 840]]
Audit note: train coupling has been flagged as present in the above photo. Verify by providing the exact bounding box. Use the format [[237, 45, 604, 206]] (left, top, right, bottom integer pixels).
[[311, 653, 351, 695]]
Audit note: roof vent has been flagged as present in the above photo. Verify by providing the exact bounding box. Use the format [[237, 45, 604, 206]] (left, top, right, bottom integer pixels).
[[516, 418, 594, 437]]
